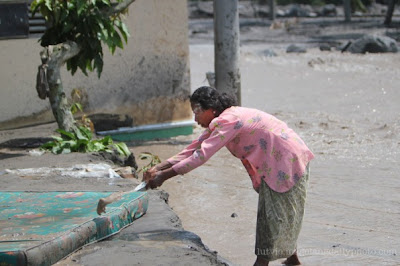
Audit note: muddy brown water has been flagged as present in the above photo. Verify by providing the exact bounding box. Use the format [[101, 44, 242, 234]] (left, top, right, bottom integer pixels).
[[147, 44, 400, 265]]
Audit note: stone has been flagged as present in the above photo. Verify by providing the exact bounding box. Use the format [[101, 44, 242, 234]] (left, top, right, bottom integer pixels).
[[346, 35, 398, 54], [286, 44, 307, 53]]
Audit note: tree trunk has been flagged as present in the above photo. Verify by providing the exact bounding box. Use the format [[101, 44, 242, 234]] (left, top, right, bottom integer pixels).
[[42, 41, 80, 131], [384, 0, 395, 26]]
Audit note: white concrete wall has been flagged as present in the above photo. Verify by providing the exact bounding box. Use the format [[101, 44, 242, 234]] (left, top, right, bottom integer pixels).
[[0, 0, 191, 130]]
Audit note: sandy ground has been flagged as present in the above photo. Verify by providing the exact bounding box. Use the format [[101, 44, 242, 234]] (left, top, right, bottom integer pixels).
[[1, 15, 400, 265]]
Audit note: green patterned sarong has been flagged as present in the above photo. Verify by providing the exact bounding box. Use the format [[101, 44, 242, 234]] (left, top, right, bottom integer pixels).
[[255, 164, 309, 261]]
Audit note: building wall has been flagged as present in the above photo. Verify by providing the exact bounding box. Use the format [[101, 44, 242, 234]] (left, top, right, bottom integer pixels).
[[0, 0, 191, 130]]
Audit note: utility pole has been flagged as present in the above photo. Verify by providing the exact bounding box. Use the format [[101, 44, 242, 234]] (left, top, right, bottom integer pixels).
[[269, 0, 276, 21], [213, 0, 241, 105], [343, 0, 351, 22]]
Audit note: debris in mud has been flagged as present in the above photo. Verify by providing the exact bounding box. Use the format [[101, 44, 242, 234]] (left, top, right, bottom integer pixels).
[[5, 163, 123, 180], [95, 149, 138, 169], [344, 35, 399, 54], [308, 57, 325, 67], [286, 44, 307, 53], [28, 149, 45, 156], [87, 113, 133, 132], [0, 137, 53, 149], [114, 166, 137, 179]]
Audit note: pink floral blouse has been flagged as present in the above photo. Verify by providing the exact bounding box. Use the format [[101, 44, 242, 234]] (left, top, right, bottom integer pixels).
[[167, 106, 314, 193]]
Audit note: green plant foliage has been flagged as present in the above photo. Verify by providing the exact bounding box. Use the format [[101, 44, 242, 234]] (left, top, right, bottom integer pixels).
[[114, 142, 132, 157], [41, 126, 131, 157], [137, 152, 161, 173], [31, 0, 130, 78], [70, 102, 83, 114]]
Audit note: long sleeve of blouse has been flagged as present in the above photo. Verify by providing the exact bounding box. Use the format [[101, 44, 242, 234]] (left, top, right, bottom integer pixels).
[[167, 112, 240, 174]]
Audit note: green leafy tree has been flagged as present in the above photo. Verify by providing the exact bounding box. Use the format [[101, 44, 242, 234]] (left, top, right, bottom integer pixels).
[[32, 0, 136, 131]]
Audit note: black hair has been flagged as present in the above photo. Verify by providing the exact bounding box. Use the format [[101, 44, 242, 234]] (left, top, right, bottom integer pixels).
[[190, 86, 238, 116]]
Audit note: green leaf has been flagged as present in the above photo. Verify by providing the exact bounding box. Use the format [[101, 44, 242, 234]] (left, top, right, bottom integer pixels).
[[73, 126, 92, 141], [40, 141, 56, 149], [76, 128, 88, 141], [56, 129, 76, 140], [75, 139, 89, 152], [50, 135, 63, 142], [79, 126, 93, 140], [104, 147, 114, 154], [77, 0, 87, 16], [99, 135, 113, 146], [137, 152, 161, 173], [77, 55, 89, 76], [30, 0, 41, 16], [44, 0, 52, 11], [92, 141, 106, 151], [86, 58, 93, 72], [94, 54, 103, 78], [117, 21, 130, 43], [112, 31, 123, 49], [67, 1, 75, 10], [101, 0, 111, 6], [40, 5, 51, 21], [70, 102, 83, 114], [98, 21, 108, 40], [52, 145, 62, 154], [109, 43, 116, 54], [138, 152, 152, 161], [113, 142, 131, 157], [60, 142, 71, 152]]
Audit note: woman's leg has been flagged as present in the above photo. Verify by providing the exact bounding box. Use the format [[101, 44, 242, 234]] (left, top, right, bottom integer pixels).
[[253, 256, 269, 266], [254, 251, 301, 266], [282, 251, 301, 265]]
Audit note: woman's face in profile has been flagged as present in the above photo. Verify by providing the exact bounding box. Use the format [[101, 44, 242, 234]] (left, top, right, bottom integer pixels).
[[191, 103, 215, 128]]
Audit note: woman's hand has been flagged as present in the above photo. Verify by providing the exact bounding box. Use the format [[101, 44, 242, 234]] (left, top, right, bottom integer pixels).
[[143, 166, 177, 190], [142, 160, 172, 182], [146, 172, 167, 189], [143, 166, 158, 183]]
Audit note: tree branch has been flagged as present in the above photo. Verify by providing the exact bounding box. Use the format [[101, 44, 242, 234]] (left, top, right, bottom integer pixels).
[[106, 0, 137, 16], [47, 41, 81, 68]]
